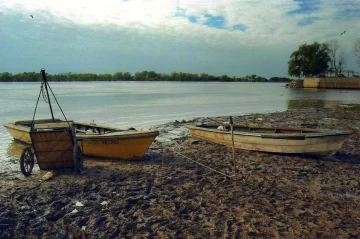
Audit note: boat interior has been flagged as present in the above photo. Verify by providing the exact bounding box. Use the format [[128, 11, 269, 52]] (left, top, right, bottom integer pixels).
[[200, 124, 322, 134], [73, 122, 125, 135], [12, 119, 133, 135]]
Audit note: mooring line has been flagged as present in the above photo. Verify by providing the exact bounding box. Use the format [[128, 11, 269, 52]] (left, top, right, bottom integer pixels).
[[170, 149, 234, 178]]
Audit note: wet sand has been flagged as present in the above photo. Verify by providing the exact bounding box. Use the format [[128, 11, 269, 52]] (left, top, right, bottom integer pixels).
[[1, 106, 360, 238]]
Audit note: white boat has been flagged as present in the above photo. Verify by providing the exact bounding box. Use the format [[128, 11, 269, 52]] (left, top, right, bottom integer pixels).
[[187, 124, 351, 156]]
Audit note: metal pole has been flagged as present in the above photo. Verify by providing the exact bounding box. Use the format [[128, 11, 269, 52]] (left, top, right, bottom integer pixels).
[[230, 116, 238, 185], [40, 69, 55, 121]]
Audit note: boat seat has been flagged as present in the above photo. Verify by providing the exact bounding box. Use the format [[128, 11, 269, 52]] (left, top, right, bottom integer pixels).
[[76, 129, 100, 135], [33, 122, 70, 130], [76, 129, 88, 133]]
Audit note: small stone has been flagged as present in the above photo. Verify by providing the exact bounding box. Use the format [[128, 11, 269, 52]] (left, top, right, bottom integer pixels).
[[348, 180, 358, 187], [42, 171, 55, 181]]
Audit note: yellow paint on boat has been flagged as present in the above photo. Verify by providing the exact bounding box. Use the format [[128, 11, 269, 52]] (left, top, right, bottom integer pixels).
[[79, 133, 158, 160], [4, 119, 63, 144], [4, 124, 31, 143]]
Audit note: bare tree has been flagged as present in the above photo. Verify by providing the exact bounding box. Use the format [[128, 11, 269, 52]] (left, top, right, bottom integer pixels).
[[326, 40, 346, 76], [355, 38, 360, 66], [338, 50, 346, 74]]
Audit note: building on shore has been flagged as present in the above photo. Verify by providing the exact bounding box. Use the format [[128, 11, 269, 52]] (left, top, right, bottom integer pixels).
[[303, 77, 360, 89]]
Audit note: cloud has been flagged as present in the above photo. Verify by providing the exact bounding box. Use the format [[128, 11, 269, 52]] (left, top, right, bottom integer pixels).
[[297, 17, 320, 26], [0, 0, 360, 77], [335, 8, 360, 20], [232, 24, 248, 32], [288, 0, 321, 15]]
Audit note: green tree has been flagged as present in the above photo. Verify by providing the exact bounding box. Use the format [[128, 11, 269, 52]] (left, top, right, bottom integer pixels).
[[288, 42, 330, 77], [98, 74, 113, 81], [113, 72, 124, 80], [0, 72, 13, 82], [133, 71, 146, 81], [123, 72, 132, 81]]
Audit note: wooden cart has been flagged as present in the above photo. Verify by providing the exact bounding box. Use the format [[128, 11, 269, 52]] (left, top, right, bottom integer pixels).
[[19, 69, 82, 176], [20, 122, 82, 176]]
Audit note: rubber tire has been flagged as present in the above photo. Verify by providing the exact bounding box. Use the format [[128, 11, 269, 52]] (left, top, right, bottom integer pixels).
[[20, 147, 34, 177], [74, 144, 83, 174]]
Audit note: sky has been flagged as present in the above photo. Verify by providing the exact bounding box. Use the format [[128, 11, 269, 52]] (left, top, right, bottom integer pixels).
[[0, 0, 359, 78]]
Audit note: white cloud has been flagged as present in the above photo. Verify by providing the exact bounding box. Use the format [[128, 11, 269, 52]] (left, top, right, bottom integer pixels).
[[1, 0, 360, 76], [2, 0, 358, 43], [1, 0, 174, 26]]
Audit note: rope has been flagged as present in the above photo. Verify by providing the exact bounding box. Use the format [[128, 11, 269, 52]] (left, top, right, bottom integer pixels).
[[46, 82, 72, 129], [41, 84, 49, 103], [31, 81, 45, 130], [30, 69, 74, 144], [171, 149, 234, 178]]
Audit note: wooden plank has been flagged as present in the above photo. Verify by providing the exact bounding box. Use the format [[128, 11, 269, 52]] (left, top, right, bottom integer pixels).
[[30, 129, 74, 170], [33, 122, 71, 129]]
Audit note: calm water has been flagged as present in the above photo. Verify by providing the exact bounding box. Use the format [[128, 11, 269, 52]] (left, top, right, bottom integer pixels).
[[1, 81, 360, 170]]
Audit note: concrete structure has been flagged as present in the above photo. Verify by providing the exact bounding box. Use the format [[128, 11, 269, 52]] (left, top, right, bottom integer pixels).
[[303, 78, 360, 89]]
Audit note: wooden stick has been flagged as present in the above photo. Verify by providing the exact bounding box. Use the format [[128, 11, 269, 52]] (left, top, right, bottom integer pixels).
[[230, 117, 238, 185], [29, 181, 43, 190], [171, 150, 234, 178]]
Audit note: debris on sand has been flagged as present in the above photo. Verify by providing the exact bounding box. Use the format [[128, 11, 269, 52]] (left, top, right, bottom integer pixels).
[[75, 201, 84, 207], [41, 171, 55, 181], [71, 209, 78, 214]]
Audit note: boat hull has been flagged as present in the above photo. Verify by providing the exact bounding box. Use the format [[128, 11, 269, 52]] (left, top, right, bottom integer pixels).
[[78, 133, 158, 160], [4, 119, 159, 160], [188, 125, 351, 156], [4, 119, 62, 144], [4, 124, 31, 143]]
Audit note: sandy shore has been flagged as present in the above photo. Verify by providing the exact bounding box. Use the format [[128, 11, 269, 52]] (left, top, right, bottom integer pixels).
[[1, 106, 360, 238]]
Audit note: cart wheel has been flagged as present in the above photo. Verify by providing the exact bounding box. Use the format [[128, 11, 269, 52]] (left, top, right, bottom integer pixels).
[[74, 144, 83, 174], [20, 147, 34, 177]]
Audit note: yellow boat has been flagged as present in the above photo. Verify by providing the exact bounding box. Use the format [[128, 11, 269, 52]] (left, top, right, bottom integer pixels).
[[4, 119, 159, 160]]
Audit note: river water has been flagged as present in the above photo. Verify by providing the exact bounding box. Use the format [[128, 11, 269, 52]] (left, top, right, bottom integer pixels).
[[1, 81, 360, 173]]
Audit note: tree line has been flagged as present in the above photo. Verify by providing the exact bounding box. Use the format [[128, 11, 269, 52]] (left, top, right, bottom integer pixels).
[[0, 71, 291, 83], [288, 38, 360, 78]]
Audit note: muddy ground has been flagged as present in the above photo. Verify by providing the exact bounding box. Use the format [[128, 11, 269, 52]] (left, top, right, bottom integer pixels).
[[1, 106, 360, 238]]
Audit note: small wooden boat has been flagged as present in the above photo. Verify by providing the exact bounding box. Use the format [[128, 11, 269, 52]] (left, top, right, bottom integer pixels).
[[4, 119, 159, 160], [73, 121, 159, 160], [187, 124, 351, 156]]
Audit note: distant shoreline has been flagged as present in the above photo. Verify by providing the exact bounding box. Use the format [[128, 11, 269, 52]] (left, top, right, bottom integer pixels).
[[0, 80, 291, 83], [0, 71, 291, 83]]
